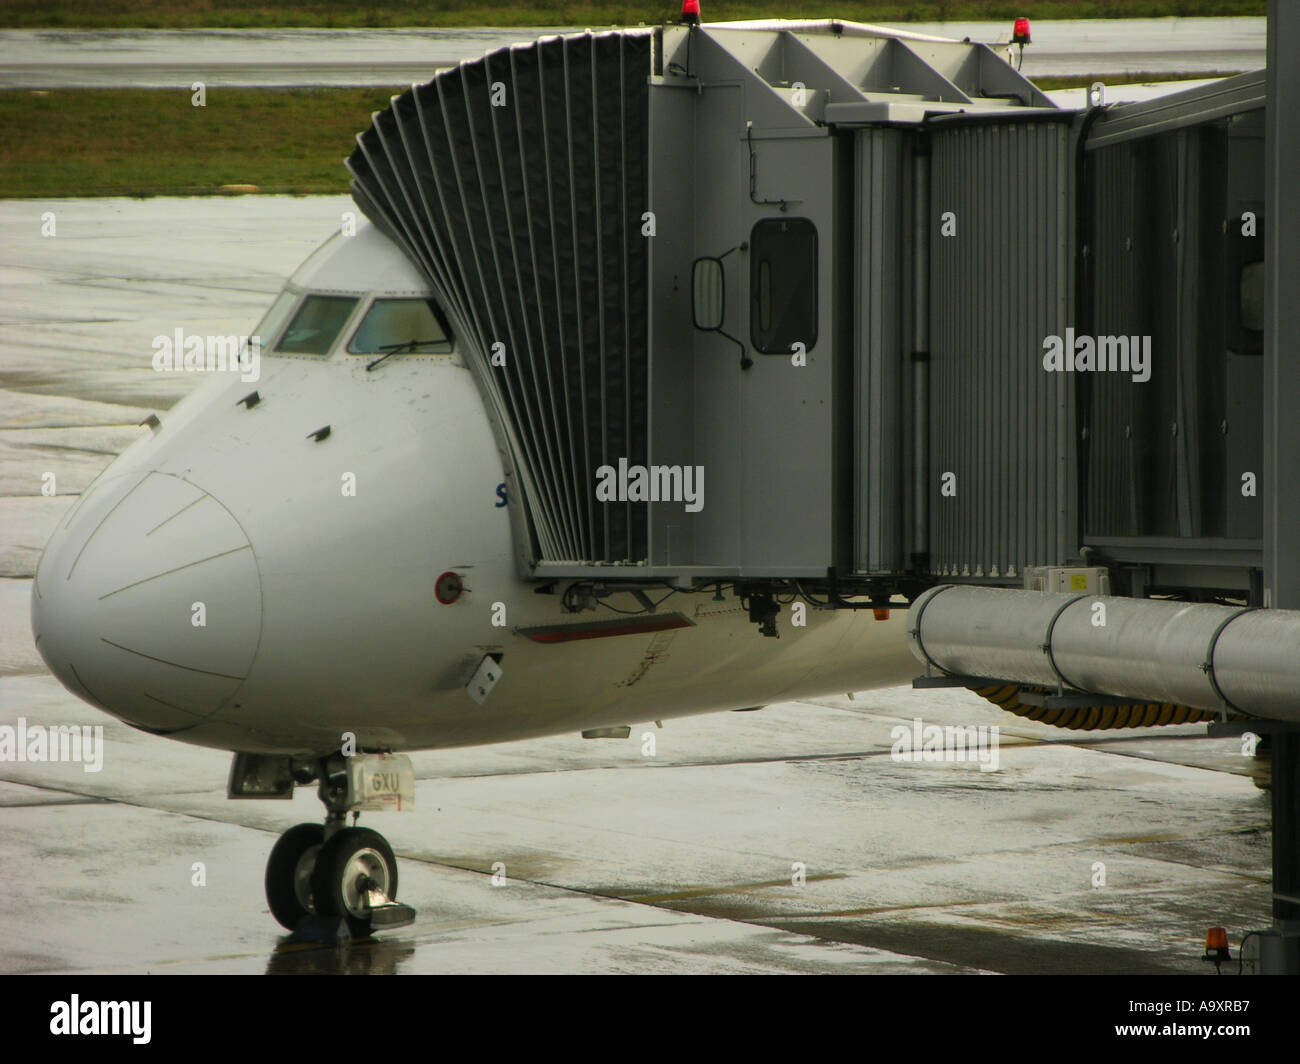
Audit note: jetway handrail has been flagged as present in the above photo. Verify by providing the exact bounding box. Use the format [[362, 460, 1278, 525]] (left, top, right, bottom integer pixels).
[[704, 19, 960, 44], [1085, 69, 1265, 150]]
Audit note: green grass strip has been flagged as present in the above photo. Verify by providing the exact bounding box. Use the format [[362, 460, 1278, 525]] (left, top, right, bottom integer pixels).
[[0, 87, 403, 198], [0, 75, 1249, 199]]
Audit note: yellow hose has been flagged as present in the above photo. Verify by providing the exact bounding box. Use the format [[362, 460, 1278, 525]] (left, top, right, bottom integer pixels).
[[968, 684, 1245, 730]]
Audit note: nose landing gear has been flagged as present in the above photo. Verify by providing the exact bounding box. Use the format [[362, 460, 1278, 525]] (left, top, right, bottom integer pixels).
[[263, 752, 416, 938]]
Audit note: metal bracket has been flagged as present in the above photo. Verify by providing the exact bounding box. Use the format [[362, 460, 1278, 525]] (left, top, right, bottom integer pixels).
[[1201, 606, 1259, 720], [1039, 593, 1089, 694], [1208, 719, 1300, 737], [912, 674, 1004, 689], [1015, 688, 1131, 710]]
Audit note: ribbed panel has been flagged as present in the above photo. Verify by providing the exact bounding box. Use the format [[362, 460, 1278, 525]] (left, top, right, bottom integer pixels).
[[854, 127, 909, 574], [928, 119, 1076, 578], [347, 30, 652, 566], [1084, 142, 1143, 537]]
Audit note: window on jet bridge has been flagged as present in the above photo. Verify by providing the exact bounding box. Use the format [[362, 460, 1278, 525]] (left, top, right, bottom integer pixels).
[[750, 217, 818, 355]]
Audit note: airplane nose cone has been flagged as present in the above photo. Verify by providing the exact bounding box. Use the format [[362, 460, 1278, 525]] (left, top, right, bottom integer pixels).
[[31, 471, 261, 733]]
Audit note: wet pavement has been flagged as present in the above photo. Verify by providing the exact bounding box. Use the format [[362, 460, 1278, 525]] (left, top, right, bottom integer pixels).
[[0, 198, 1274, 973], [0, 19, 1267, 89]]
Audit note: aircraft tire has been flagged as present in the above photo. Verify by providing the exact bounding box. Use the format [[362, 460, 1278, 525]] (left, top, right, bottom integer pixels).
[[265, 822, 325, 930], [311, 827, 399, 938]]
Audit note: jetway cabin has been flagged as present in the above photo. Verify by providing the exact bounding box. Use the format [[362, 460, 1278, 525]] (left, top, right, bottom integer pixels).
[[348, 20, 1274, 608]]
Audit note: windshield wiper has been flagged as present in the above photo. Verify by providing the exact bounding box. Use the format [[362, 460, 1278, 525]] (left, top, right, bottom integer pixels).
[[366, 338, 439, 371]]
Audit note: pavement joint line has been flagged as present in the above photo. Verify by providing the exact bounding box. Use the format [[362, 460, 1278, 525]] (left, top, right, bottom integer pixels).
[[412, 735, 1261, 781], [0, 796, 107, 807], [769, 898, 1129, 920], [805, 701, 1265, 776], [8, 442, 123, 457], [621, 874, 848, 903], [0, 425, 147, 432], [415, 748, 896, 779], [869, 827, 1272, 869]]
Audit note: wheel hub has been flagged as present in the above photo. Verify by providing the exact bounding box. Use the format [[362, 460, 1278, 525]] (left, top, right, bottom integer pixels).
[[340, 847, 390, 917]]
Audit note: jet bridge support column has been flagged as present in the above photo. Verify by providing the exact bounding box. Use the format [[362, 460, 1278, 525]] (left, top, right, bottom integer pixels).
[[1262, 0, 1300, 975], [1270, 733, 1300, 970], [911, 141, 929, 571]]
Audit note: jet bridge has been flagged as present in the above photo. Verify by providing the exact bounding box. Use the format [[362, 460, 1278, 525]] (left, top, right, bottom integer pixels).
[[343, 14, 1294, 629], [349, 5, 1300, 973], [347, 19, 1062, 585], [345, 19, 1284, 606], [346, 16, 1272, 596]]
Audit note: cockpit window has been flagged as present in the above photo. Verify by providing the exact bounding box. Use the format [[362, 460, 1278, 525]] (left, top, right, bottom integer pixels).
[[275, 295, 359, 355], [346, 298, 453, 355], [253, 290, 298, 350]]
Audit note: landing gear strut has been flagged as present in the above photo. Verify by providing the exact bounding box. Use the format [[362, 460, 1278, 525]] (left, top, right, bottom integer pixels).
[[263, 752, 416, 937]]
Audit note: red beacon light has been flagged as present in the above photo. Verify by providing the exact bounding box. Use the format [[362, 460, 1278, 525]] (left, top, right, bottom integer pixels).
[[1009, 17, 1031, 71], [682, 0, 701, 27]]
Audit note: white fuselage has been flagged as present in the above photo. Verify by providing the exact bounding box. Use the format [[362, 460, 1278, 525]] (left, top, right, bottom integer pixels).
[[31, 224, 917, 758]]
